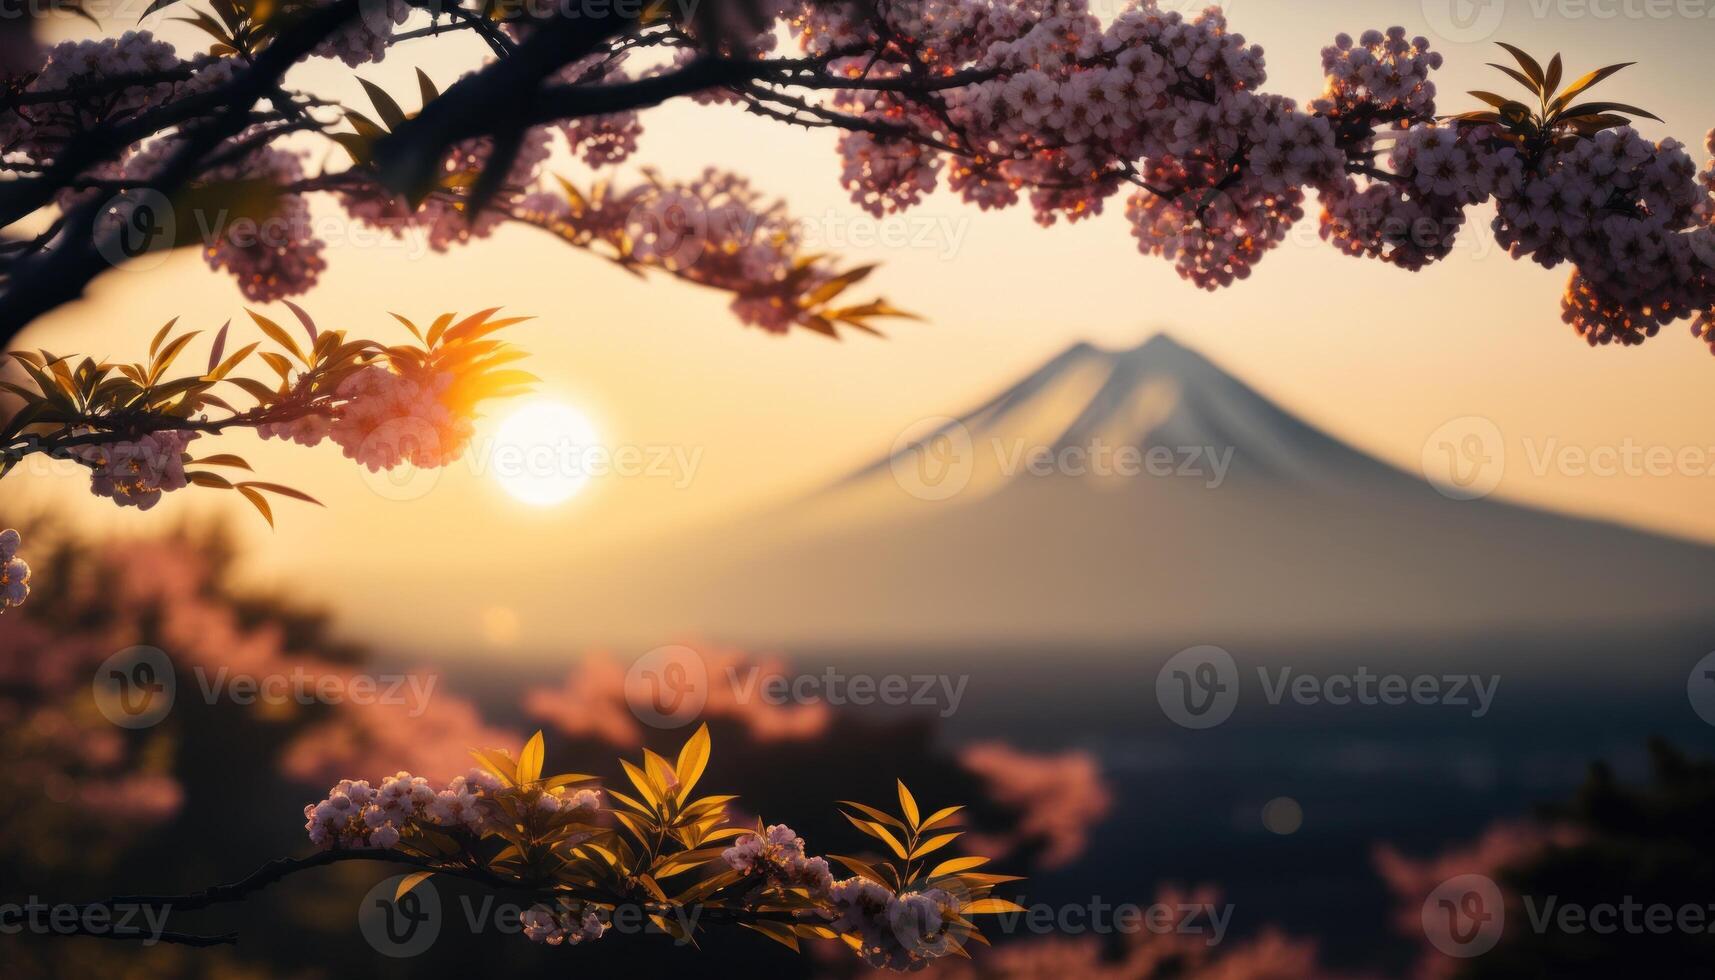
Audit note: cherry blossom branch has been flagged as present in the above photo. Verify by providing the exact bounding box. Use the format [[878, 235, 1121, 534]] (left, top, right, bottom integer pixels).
[[0, 0, 365, 339]]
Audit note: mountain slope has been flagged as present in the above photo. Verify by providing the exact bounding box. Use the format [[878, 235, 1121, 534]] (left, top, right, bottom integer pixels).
[[560, 335, 1715, 646]]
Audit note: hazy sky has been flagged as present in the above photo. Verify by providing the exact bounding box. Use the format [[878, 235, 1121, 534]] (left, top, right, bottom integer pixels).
[[7, 1, 1715, 654]]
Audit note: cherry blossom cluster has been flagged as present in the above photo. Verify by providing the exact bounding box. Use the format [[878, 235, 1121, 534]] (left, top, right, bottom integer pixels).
[[721, 823, 835, 897], [554, 53, 644, 168], [718, 822, 967, 970], [0, 528, 26, 610], [521, 903, 609, 946], [8, 0, 1715, 368], [807, 3, 1357, 288], [312, 0, 413, 67], [340, 129, 554, 253], [68, 132, 327, 301], [331, 364, 473, 471], [1312, 28, 1443, 121], [830, 877, 962, 971], [197, 148, 329, 303], [303, 768, 600, 848], [522, 167, 850, 333], [257, 362, 479, 471], [66, 430, 199, 511], [2, 33, 186, 161]]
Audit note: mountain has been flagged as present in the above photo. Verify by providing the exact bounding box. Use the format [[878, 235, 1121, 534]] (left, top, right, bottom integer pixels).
[[561, 335, 1715, 647]]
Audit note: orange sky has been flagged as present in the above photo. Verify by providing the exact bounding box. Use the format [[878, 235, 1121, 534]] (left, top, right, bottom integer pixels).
[[6, 2, 1715, 655]]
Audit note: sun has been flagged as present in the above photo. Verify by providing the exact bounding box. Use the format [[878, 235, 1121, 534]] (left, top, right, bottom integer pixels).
[[490, 401, 601, 507]]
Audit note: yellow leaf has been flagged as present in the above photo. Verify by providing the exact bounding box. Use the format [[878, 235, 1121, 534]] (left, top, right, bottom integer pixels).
[[235, 485, 273, 527], [919, 805, 964, 832], [739, 920, 800, 952], [674, 723, 711, 802], [838, 800, 908, 831], [469, 748, 517, 786], [961, 899, 1027, 915], [621, 759, 662, 812], [395, 872, 434, 900], [910, 832, 960, 860], [248, 310, 305, 363], [897, 780, 920, 829], [842, 813, 910, 860], [203, 341, 259, 382], [928, 856, 989, 878], [149, 317, 179, 358], [518, 731, 545, 784]]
